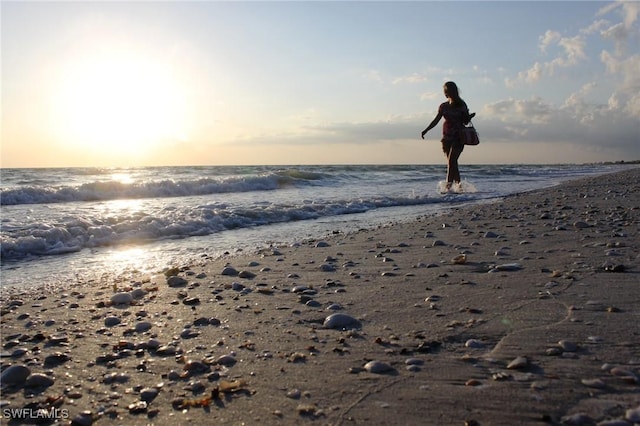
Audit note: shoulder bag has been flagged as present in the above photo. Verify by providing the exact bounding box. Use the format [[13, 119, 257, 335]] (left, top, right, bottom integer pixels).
[[461, 121, 480, 146]]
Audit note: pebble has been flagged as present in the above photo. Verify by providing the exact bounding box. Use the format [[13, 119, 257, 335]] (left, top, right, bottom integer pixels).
[[221, 267, 239, 276], [286, 388, 302, 399], [128, 401, 148, 414], [10, 348, 27, 358], [364, 360, 394, 374], [180, 329, 200, 339], [140, 387, 159, 403], [135, 321, 152, 333], [111, 292, 134, 306], [194, 317, 220, 326], [65, 389, 83, 399], [0, 364, 31, 385], [489, 263, 523, 272], [156, 345, 177, 356], [185, 380, 206, 393], [319, 264, 336, 272], [183, 360, 209, 374], [610, 367, 639, 383], [558, 340, 578, 352], [71, 412, 94, 426], [560, 413, 594, 425], [216, 354, 237, 366], [130, 288, 146, 300], [104, 316, 121, 327], [44, 352, 71, 367], [598, 420, 634, 426], [323, 313, 362, 330], [626, 406, 640, 422], [231, 282, 245, 291], [167, 276, 188, 287], [48, 334, 69, 345], [238, 270, 256, 279], [580, 378, 605, 389], [25, 373, 55, 388], [465, 339, 485, 349], [452, 254, 467, 264], [182, 297, 200, 306], [102, 372, 130, 384], [507, 356, 529, 370], [147, 338, 161, 349]]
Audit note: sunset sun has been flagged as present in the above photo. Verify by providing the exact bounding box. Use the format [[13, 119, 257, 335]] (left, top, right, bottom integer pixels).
[[52, 52, 189, 157]]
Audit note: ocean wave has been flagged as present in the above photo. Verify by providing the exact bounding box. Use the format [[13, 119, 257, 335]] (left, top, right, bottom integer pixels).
[[0, 170, 324, 206], [0, 193, 459, 260]]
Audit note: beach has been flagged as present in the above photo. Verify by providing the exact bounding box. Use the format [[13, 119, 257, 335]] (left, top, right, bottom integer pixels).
[[1, 167, 638, 425]]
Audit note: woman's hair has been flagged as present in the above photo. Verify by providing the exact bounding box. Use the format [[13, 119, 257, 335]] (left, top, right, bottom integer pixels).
[[444, 81, 464, 107]]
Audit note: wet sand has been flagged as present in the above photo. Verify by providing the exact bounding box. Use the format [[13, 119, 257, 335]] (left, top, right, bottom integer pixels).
[[1, 168, 639, 426]]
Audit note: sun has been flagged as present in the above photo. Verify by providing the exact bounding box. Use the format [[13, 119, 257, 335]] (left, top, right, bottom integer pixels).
[[52, 51, 189, 158]]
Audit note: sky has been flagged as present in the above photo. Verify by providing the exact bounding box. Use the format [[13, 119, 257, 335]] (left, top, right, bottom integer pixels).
[[1, 1, 639, 168]]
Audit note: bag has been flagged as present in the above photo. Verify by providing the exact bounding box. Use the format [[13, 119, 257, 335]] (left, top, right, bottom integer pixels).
[[461, 121, 480, 145]]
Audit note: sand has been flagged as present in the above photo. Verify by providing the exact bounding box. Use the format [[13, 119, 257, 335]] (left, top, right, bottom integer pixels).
[[1, 168, 639, 426]]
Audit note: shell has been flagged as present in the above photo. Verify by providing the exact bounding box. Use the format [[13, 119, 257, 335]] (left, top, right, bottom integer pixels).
[[364, 360, 393, 374], [25, 373, 55, 388], [323, 313, 362, 330], [0, 365, 31, 385]]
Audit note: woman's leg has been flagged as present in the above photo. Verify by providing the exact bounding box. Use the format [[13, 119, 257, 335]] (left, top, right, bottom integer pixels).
[[446, 144, 463, 183]]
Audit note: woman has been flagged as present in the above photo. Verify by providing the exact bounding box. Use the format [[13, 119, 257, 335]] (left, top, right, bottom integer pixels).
[[421, 81, 475, 191]]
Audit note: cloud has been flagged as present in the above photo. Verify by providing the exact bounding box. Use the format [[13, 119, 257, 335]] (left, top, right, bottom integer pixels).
[[598, 2, 640, 54], [306, 116, 420, 141], [419, 91, 439, 101], [509, 32, 588, 86], [505, 0, 639, 138], [509, 1, 639, 87], [539, 30, 561, 53], [477, 88, 638, 158], [483, 97, 553, 126], [362, 69, 384, 83], [600, 51, 640, 116], [599, 1, 640, 29], [392, 73, 428, 85]]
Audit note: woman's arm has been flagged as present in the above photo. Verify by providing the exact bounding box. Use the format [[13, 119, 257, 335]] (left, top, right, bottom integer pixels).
[[421, 112, 442, 139]]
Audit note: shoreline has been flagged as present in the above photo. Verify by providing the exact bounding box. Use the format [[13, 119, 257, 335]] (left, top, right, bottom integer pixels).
[[1, 168, 638, 425], [1, 163, 632, 292]]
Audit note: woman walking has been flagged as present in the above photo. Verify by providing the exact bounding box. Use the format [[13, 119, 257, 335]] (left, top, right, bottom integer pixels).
[[421, 81, 475, 192]]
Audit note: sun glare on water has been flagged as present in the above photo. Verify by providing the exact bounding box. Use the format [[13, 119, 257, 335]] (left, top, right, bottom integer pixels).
[[53, 51, 189, 158]]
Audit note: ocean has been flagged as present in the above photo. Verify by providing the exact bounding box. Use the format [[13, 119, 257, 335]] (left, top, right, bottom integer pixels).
[[0, 163, 630, 291]]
